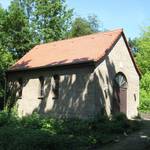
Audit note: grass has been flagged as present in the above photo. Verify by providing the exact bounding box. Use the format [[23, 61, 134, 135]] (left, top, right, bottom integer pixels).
[[0, 111, 141, 150]]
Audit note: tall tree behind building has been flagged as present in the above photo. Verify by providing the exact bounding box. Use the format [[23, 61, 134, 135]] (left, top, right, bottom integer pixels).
[[0, 0, 73, 107], [134, 26, 150, 112], [69, 15, 101, 38], [1, 0, 33, 59], [18, 0, 73, 43]]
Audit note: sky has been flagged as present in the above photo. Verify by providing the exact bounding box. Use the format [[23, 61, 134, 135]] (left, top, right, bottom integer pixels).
[[0, 0, 150, 39]]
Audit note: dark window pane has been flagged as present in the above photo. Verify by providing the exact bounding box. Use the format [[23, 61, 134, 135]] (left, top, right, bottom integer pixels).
[[52, 75, 59, 99], [39, 76, 44, 97], [115, 73, 127, 88], [18, 78, 23, 98]]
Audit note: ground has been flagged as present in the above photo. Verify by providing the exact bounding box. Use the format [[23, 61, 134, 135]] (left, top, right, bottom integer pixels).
[[97, 116, 150, 150]]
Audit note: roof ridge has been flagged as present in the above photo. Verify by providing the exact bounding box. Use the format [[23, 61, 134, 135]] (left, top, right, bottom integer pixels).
[[9, 28, 125, 72], [37, 28, 123, 47]]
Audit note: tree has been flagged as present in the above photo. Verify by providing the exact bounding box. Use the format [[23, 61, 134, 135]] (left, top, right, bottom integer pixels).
[[0, 46, 13, 108], [69, 15, 101, 38], [0, 0, 73, 108], [18, 0, 73, 43], [135, 27, 150, 74], [87, 15, 100, 33], [128, 38, 138, 55], [134, 26, 150, 112], [18, 0, 34, 20], [0, 0, 73, 58], [4, 0, 33, 59], [0, 6, 8, 48]]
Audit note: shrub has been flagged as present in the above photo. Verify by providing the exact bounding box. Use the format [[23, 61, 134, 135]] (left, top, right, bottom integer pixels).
[[0, 111, 19, 127], [21, 113, 42, 129], [110, 113, 130, 133], [139, 75, 150, 112], [0, 111, 141, 149], [139, 90, 150, 112], [0, 111, 10, 126]]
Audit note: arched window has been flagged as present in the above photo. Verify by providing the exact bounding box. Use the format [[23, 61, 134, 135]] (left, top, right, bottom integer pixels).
[[113, 72, 128, 114], [114, 72, 127, 88], [39, 76, 44, 98]]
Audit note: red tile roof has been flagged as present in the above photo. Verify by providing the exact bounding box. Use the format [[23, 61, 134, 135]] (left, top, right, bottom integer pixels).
[[10, 29, 124, 71], [9, 28, 141, 77]]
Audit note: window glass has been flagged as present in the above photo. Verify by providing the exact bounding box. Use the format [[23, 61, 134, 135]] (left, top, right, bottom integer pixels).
[[52, 75, 59, 99], [39, 76, 44, 97], [115, 73, 127, 88]]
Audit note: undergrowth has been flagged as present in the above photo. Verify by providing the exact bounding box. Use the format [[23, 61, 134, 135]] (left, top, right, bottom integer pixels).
[[0, 111, 141, 150]]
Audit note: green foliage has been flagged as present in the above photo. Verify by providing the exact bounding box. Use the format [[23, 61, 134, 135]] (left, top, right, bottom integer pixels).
[[139, 89, 150, 112], [19, 0, 73, 43], [21, 113, 42, 129], [0, 0, 73, 109], [128, 38, 138, 55], [0, 0, 73, 58], [69, 15, 101, 37], [140, 72, 150, 91], [0, 1, 33, 59], [0, 110, 19, 127], [110, 113, 130, 133], [132, 26, 150, 112], [135, 27, 150, 74], [0, 111, 140, 149], [0, 47, 13, 74], [0, 47, 13, 103], [140, 73, 150, 112], [0, 7, 8, 47]]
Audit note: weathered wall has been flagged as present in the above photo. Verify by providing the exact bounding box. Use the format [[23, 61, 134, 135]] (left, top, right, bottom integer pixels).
[[94, 35, 139, 118], [7, 66, 100, 119], [6, 35, 139, 119]]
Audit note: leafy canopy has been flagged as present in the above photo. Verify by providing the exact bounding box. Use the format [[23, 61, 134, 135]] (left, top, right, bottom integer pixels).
[[0, 0, 73, 58], [134, 26, 150, 112], [18, 0, 73, 43], [0, 1, 33, 59], [0, 46, 13, 99], [69, 15, 101, 37], [0, 0, 73, 106], [135, 27, 150, 74]]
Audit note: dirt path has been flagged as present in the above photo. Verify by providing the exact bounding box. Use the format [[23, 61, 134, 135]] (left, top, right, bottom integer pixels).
[[97, 118, 150, 150]]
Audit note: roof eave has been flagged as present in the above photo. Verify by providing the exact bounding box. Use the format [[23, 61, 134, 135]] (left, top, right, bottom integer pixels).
[[121, 32, 142, 79], [94, 31, 141, 79], [6, 60, 95, 74]]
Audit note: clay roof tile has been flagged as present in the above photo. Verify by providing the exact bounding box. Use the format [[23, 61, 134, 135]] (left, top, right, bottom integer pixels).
[[10, 28, 123, 71]]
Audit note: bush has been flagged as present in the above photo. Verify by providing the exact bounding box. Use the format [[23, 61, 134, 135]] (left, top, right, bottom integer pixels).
[[21, 113, 42, 129], [140, 99, 150, 112], [139, 89, 150, 112], [139, 73, 150, 113], [0, 111, 19, 127], [0, 111, 10, 126], [0, 111, 141, 149]]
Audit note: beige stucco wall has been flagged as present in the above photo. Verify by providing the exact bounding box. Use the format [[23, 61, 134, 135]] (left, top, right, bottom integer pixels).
[[94, 36, 139, 118], [7, 35, 139, 119], [7, 66, 98, 118]]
